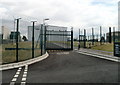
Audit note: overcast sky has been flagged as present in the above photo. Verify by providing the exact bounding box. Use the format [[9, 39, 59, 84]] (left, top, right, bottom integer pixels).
[[0, 0, 119, 37]]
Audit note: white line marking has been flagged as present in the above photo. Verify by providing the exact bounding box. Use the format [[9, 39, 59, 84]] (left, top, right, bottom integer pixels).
[[22, 78, 26, 81], [23, 74, 27, 77], [10, 82, 15, 85], [21, 65, 28, 85], [19, 67, 22, 70], [24, 69, 27, 72], [24, 72, 27, 74], [16, 72, 20, 75], [20, 82, 26, 85], [12, 78, 17, 82], [14, 75, 19, 78], [74, 49, 77, 50], [10, 67, 22, 85], [17, 69, 21, 72]]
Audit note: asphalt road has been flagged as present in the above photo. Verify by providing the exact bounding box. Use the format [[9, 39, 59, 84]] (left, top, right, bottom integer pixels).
[[2, 50, 119, 85]]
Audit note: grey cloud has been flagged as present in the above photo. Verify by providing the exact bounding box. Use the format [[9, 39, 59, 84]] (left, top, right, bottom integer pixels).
[[0, 0, 118, 37]]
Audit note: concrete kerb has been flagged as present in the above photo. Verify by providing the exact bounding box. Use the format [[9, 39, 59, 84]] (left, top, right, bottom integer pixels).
[[81, 50, 118, 58], [0, 52, 49, 71], [78, 50, 120, 63]]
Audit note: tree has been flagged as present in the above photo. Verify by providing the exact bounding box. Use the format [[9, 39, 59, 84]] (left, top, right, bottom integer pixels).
[[22, 36, 28, 41]]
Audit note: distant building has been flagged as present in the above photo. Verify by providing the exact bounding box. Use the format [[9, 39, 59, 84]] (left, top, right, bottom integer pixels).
[[2, 26, 10, 39], [10, 31, 21, 42], [46, 25, 67, 42], [0, 34, 3, 44], [28, 25, 41, 41], [28, 25, 67, 41], [47, 25, 67, 31], [106, 31, 120, 42]]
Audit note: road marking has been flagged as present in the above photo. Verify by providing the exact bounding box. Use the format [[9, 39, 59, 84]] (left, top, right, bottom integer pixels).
[[14, 75, 19, 78], [74, 49, 77, 51], [17, 69, 21, 72], [19, 67, 22, 70], [57, 52, 69, 55], [10, 82, 15, 85], [10, 67, 22, 85], [24, 69, 27, 72], [23, 74, 27, 77], [24, 72, 27, 74], [21, 82, 26, 85], [11, 78, 17, 82], [16, 72, 20, 75], [22, 78, 26, 81], [21, 65, 28, 85]]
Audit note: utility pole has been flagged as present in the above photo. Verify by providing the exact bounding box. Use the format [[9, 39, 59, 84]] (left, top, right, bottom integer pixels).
[[113, 27, 115, 43], [100, 26, 102, 45], [42, 18, 49, 54], [79, 29, 80, 43], [13, 18, 16, 44], [84, 29, 86, 48], [109, 27, 112, 43], [31, 21, 37, 58], [16, 18, 21, 62], [71, 27, 73, 50], [92, 28, 94, 45]]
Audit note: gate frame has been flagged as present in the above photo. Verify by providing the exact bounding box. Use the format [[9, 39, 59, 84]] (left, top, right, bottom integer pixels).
[[45, 27, 73, 51]]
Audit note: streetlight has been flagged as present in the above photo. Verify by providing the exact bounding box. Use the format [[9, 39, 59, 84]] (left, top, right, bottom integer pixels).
[[42, 18, 49, 55], [43, 18, 49, 24], [16, 17, 21, 62], [71, 26, 73, 50], [31, 20, 37, 58], [13, 16, 16, 44]]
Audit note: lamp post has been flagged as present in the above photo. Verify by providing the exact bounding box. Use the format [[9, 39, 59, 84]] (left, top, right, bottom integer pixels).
[[71, 27, 73, 50], [43, 18, 49, 25], [16, 18, 21, 62], [13, 16, 16, 44], [42, 18, 49, 54], [31, 21, 37, 58]]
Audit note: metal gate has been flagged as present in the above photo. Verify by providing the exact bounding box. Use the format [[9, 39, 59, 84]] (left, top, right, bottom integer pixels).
[[45, 28, 73, 50]]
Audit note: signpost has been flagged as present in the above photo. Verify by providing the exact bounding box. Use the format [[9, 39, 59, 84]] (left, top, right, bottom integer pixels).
[[114, 42, 120, 57]]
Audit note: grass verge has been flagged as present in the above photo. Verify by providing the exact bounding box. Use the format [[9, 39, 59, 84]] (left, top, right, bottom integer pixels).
[[2, 41, 41, 64]]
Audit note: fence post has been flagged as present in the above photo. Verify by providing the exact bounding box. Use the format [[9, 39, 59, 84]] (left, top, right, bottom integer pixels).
[[41, 24, 43, 55], [109, 27, 112, 43], [44, 26, 47, 53], [104, 33, 106, 43], [71, 27, 73, 50], [16, 18, 21, 62], [16, 19, 19, 62], [79, 29, 80, 43], [100, 26, 102, 45], [113, 27, 115, 43], [92, 28, 94, 45], [84, 29, 86, 48], [32, 21, 37, 58]]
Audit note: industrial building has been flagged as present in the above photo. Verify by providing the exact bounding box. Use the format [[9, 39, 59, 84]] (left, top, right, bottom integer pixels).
[[1, 26, 10, 39], [106, 31, 120, 42], [28, 24, 68, 42]]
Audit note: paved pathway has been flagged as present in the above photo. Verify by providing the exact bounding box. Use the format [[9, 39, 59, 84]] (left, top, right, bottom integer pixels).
[[2, 50, 119, 84]]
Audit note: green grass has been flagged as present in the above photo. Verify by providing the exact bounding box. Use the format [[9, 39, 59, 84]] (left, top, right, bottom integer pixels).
[[2, 41, 41, 64], [91, 43, 113, 52], [74, 41, 113, 52]]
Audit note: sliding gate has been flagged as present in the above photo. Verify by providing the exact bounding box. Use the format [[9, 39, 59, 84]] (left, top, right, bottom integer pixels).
[[46, 30, 73, 50]]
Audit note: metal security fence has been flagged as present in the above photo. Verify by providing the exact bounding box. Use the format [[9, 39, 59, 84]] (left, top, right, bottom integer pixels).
[[46, 28, 73, 50], [79, 27, 119, 48], [1, 15, 46, 64], [78, 26, 120, 57]]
